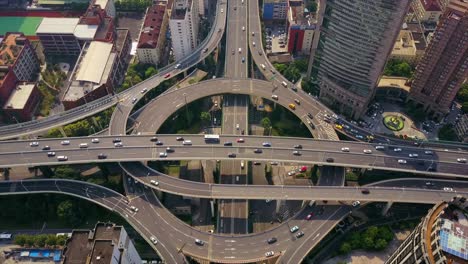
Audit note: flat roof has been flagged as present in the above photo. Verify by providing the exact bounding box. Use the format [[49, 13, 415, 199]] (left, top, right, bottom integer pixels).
[[440, 218, 468, 261], [73, 24, 98, 40], [138, 3, 166, 49], [36, 17, 79, 34], [63, 231, 91, 263], [38, 0, 88, 5], [76, 41, 113, 83], [4, 83, 35, 110], [94, 0, 109, 8], [0, 17, 43, 36], [90, 240, 114, 264]]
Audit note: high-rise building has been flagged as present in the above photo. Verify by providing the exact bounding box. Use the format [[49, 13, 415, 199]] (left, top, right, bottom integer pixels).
[[385, 197, 467, 264], [286, 0, 317, 55], [169, 0, 199, 61], [314, 0, 410, 119], [263, 0, 288, 21], [136, 1, 169, 65], [63, 222, 142, 264], [408, 0, 468, 120]]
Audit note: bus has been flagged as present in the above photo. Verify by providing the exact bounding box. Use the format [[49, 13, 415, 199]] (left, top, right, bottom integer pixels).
[[204, 134, 220, 143]]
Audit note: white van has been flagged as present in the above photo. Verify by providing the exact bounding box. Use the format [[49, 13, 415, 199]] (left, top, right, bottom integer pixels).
[[281, 81, 288, 87], [57, 156, 68, 161], [183, 140, 192, 145], [238, 48, 242, 53], [260, 64, 266, 70], [241, 161, 245, 169], [79, 143, 88, 148]]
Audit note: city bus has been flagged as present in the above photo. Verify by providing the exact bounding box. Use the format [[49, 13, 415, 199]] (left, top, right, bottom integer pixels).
[[204, 134, 220, 143]]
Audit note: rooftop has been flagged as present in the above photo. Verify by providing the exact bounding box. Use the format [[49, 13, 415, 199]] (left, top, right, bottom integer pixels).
[[36, 17, 79, 34], [440, 208, 468, 261], [420, 0, 441, 11], [89, 240, 114, 264], [38, 0, 88, 5], [392, 30, 417, 57], [94, 0, 110, 9], [171, 0, 192, 19], [138, 3, 166, 49], [73, 24, 99, 40], [64, 41, 115, 101], [3, 83, 36, 110], [0, 33, 27, 67], [63, 231, 92, 263]]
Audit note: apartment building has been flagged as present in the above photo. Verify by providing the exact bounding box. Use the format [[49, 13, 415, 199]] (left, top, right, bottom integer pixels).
[[0, 33, 39, 109], [411, 0, 443, 23], [169, 0, 199, 61], [94, 0, 116, 18], [263, 0, 288, 21], [3, 82, 40, 122], [137, 1, 169, 65], [409, 0, 468, 120], [315, 0, 410, 119], [455, 114, 468, 142], [286, 0, 317, 55], [63, 222, 142, 264]]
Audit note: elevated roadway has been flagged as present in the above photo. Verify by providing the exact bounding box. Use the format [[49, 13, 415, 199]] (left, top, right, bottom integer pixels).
[[0, 178, 466, 263], [2, 135, 467, 177]]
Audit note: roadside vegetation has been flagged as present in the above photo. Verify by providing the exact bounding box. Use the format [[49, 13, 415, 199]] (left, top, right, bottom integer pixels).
[[115, 0, 152, 11], [118, 63, 158, 93], [14, 234, 68, 248], [383, 58, 414, 78], [338, 225, 394, 255]]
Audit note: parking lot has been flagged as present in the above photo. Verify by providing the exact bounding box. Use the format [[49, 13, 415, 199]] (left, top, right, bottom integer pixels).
[[265, 26, 288, 53]]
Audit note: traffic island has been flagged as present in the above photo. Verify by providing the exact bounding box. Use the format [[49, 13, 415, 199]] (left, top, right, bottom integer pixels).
[[383, 115, 405, 132]]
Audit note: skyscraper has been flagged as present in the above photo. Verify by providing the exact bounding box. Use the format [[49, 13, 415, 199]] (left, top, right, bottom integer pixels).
[[314, 0, 410, 119], [408, 0, 468, 120], [169, 0, 199, 61]]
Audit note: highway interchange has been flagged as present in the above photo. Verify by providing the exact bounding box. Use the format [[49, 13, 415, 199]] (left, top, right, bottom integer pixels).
[[0, 0, 467, 263]]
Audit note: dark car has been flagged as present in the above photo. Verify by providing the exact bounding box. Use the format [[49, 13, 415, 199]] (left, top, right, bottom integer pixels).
[[326, 157, 334, 163], [267, 237, 277, 244], [307, 113, 314, 119], [361, 188, 370, 194], [428, 166, 437, 172], [228, 153, 236, 158], [294, 144, 303, 149], [112, 138, 121, 143], [253, 161, 261, 165], [42, 146, 51, 151], [224, 142, 233, 146], [150, 137, 158, 142], [176, 137, 184, 141], [98, 153, 107, 159], [156, 141, 163, 145], [254, 149, 263, 154], [166, 147, 174, 153], [295, 231, 304, 238]]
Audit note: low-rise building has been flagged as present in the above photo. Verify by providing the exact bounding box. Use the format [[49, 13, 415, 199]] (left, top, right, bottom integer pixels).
[[63, 222, 142, 264], [390, 30, 419, 63], [263, 0, 289, 21], [286, 0, 317, 55], [136, 1, 169, 65], [411, 0, 443, 23], [3, 82, 40, 122], [62, 41, 117, 110], [0, 33, 40, 119]]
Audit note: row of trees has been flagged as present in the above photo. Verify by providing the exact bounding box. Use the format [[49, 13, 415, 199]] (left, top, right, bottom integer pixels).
[[339, 225, 394, 254], [14, 234, 68, 248], [115, 0, 152, 11], [273, 59, 308, 83], [119, 63, 158, 92]]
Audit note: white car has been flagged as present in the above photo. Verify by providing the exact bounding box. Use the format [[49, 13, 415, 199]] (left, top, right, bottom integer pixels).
[[242, 26, 245, 31], [265, 251, 274, 257], [150, 236, 158, 245], [394, 148, 402, 152], [30, 141, 39, 147], [57, 156, 68, 161], [130, 206, 139, 212], [398, 159, 407, 164], [271, 94, 278, 100], [91, 138, 100, 143], [375, 145, 385, 150], [352, 201, 361, 207], [424, 150, 433, 155], [114, 142, 123, 147], [150, 180, 159, 186], [61, 140, 70, 145], [132, 98, 137, 104], [159, 152, 168, 158], [252, 41, 256, 46], [363, 149, 372, 154], [443, 187, 454, 192], [290, 226, 299, 233], [409, 153, 419, 158], [182, 140, 192, 145], [236, 124, 240, 130], [457, 158, 467, 163], [140, 88, 148, 93], [287, 171, 296, 176], [341, 147, 350, 152]]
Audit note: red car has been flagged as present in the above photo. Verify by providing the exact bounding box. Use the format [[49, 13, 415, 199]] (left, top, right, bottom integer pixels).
[[237, 138, 245, 143], [306, 213, 313, 220], [300, 166, 307, 172], [164, 73, 171, 78]]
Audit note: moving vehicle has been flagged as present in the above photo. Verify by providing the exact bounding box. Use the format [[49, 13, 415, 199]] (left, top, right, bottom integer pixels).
[[57, 156, 68, 161], [114, 142, 123, 147], [262, 142, 271, 147], [306, 213, 313, 220], [205, 134, 220, 143], [271, 94, 278, 100], [265, 251, 274, 257], [182, 140, 192, 145], [260, 64, 266, 70], [112, 138, 121, 143], [195, 239, 204, 246], [281, 81, 288, 87], [295, 231, 304, 238], [242, 26, 245, 31], [164, 73, 171, 78], [375, 145, 385, 150], [224, 141, 233, 146], [79, 143, 88, 148], [228, 153, 236, 158], [91, 138, 100, 143], [361, 188, 370, 194], [288, 103, 296, 110], [254, 149, 263, 154], [150, 137, 158, 142], [267, 237, 277, 244], [457, 158, 467, 163], [47, 152, 56, 157], [159, 152, 168, 158], [398, 159, 407, 164], [363, 149, 372, 154], [394, 148, 402, 152], [140, 88, 147, 94], [237, 138, 244, 143], [150, 180, 159, 186], [326, 157, 334, 162], [98, 153, 107, 159], [174, 63, 181, 69], [150, 236, 158, 245], [132, 98, 137, 104], [341, 147, 350, 152], [352, 201, 361, 207], [290, 226, 299, 233], [293, 150, 301, 156], [294, 99, 300, 105], [176, 136, 184, 141], [409, 153, 419, 158], [238, 48, 242, 53], [294, 144, 302, 149], [42, 146, 50, 150], [166, 147, 174, 152], [155, 141, 163, 145], [61, 140, 70, 145]]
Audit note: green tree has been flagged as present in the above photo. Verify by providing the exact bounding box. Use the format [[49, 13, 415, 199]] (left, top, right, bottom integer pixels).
[[461, 101, 468, 113], [339, 242, 352, 254], [348, 232, 361, 249], [308, 2, 318, 12], [261, 117, 272, 129], [456, 83, 468, 102], [56, 235, 68, 246], [273, 63, 287, 73], [34, 234, 48, 247], [378, 226, 394, 242], [14, 234, 27, 246], [293, 59, 308, 72], [200, 112, 211, 126], [57, 200, 81, 226], [144, 67, 158, 78], [438, 124, 458, 141], [54, 166, 80, 180], [374, 238, 388, 250], [362, 235, 375, 250], [45, 234, 57, 247]]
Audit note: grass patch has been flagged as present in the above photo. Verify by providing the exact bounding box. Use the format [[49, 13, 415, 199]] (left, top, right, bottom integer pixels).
[[165, 165, 180, 176], [383, 115, 404, 131]]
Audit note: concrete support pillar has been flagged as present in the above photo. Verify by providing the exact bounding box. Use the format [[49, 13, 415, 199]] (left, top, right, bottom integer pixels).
[[382, 201, 393, 216], [183, 70, 188, 78], [58, 126, 67, 137], [360, 168, 367, 174], [91, 116, 101, 130]]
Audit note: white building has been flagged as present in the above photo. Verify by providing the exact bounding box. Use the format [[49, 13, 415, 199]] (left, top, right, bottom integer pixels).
[[169, 0, 199, 61], [94, 0, 116, 18]]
